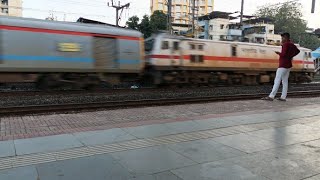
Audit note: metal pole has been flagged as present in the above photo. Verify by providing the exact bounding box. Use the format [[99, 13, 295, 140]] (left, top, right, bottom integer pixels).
[[240, 0, 244, 41], [240, 0, 244, 25], [192, 0, 196, 36], [108, 0, 130, 27], [311, 0, 316, 13], [168, 0, 172, 34], [116, 8, 119, 27]]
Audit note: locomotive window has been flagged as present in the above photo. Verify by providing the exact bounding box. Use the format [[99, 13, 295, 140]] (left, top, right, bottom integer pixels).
[[232, 46, 237, 56], [309, 52, 312, 58], [198, 45, 204, 50], [190, 44, 195, 50], [190, 55, 204, 63], [145, 39, 154, 52], [198, 55, 204, 63], [190, 55, 196, 63], [162, 41, 169, 49], [173, 41, 179, 50]]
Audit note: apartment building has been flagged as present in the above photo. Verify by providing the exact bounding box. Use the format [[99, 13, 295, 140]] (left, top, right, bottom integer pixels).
[[0, 0, 22, 17], [198, 11, 281, 45], [242, 18, 281, 45], [150, 0, 214, 33], [198, 11, 242, 41]]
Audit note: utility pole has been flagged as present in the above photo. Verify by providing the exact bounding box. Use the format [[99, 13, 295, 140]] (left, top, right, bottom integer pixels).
[[311, 0, 316, 13], [167, 0, 172, 34], [240, 0, 244, 41], [240, 0, 244, 25], [192, 0, 196, 36], [108, 0, 130, 27]]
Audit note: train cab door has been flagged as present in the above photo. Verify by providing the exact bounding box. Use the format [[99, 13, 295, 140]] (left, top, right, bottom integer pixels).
[[302, 51, 308, 70], [306, 51, 313, 70], [93, 37, 118, 70], [170, 40, 183, 66]]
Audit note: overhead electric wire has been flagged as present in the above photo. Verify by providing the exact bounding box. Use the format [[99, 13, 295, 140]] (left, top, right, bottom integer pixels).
[[7, 5, 107, 18], [46, 0, 108, 8]]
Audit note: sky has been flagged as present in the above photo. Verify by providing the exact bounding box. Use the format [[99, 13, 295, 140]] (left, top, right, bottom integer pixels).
[[22, 0, 320, 29]]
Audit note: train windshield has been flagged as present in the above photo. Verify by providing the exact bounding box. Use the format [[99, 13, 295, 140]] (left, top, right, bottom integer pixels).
[[145, 38, 154, 53]]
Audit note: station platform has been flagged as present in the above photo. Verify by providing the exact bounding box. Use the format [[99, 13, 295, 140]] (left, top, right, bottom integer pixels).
[[1, 98, 320, 179]]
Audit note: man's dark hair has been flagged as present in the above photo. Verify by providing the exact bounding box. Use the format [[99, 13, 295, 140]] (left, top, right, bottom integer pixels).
[[281, 32, 291, 39]]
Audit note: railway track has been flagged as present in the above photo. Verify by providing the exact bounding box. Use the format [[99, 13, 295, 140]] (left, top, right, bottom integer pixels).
[[0, 82, 320, 97], [0, 87, 161, 97], [1, 90, 320, 116]]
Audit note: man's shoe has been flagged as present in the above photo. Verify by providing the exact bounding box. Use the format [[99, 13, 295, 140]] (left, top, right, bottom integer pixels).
[[277, 98, 286, 101], [261, 97, 274, 101]]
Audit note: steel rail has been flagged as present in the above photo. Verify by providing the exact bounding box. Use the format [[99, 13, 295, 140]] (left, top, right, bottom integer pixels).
[[1, 90, 320, 116]]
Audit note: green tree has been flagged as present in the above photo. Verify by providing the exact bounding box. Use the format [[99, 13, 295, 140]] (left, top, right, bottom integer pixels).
[[150, 10, 168, 33], [126, 16, 140, 30], [299, 34, 320, 50], [125, 10, 168, 38], [139, 15, 152, 38], [255, 1, 320, 50]]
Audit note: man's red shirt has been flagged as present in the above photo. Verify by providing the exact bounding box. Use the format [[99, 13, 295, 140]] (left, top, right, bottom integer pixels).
[[278, 40, 300, 68]]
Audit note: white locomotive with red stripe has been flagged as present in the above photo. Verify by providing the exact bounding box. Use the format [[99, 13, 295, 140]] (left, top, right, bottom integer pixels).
[[144, 33, 315, 85]]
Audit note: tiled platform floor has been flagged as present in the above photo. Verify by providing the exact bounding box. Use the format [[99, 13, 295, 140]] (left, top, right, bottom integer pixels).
[[1, 100, 320, 179], [2, 97, 320, 141]]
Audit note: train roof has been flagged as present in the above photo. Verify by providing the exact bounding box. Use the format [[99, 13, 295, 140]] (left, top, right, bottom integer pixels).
[[0, 15, 142, 38], [152, 33, 311, 51]]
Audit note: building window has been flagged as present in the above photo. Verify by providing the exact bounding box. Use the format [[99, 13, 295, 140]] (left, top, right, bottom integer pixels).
[[190, 44, 195, 50], [220, 24, 224, 29], [158, 3, 164, 10], [269, 30, 274, 33], [162, 41, 169, 49], [209, 35, 213, 40], [1, 8, 8, 14], [175, 5, 181, 11], [1, 0, 8, 6], [183, 6, 187, 11], [209, 25, 213, 31], [220, 35, 225, 40]]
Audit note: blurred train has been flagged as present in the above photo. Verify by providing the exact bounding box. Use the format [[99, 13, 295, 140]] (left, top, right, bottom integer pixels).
[[0, 16, 317, 89], [144, 34, 315, 86]]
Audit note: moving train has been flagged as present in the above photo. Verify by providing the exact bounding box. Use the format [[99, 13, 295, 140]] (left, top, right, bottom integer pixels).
[[0, 16, 316, 89]]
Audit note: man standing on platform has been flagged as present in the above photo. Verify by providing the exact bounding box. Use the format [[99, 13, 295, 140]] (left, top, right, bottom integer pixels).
[[262, 32, 300, 101]]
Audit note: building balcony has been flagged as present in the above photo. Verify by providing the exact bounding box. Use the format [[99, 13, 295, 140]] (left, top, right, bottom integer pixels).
[[228, 29, 242, 36], [198, 32, 205, 36]]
